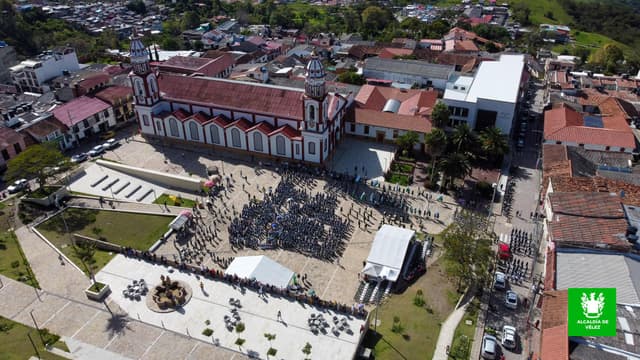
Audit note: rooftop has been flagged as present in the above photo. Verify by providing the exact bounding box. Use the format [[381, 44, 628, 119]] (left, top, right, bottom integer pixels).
[[556, 250, 640, 304], [364, 57, 454, 80], [464, 54, 525, 104], [51, 96, 111, 127]]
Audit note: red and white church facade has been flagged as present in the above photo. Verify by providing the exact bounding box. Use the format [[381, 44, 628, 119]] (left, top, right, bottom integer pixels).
[[128, 35, 353, 164]]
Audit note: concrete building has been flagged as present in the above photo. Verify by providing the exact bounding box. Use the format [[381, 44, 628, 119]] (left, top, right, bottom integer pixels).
[[10, 47, 80, 93], [51, 95, 116, 149], [0, 42, 17, 84], [129, 35, 352, 164], [443, 54, 527, 134], [362, 57, 454, 90]]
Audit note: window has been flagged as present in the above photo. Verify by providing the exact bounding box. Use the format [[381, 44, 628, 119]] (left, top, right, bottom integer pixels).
[[210, 125, 221, 144], [82, 119, 89, 128], [461, 108, 469, 117], [276, 136, 286, 155], [142, 114, 150, 126], [393, 130, 399, 139], [13, 143, 21, 154], [189, 122, 199, 141], [364, 126, 370, 135], [308, 105, 315, 121], [324, 138, 327, 151], [621, 148, 626, 152], [253, 132, 263, 152], [1, 149, 9, 160], [308, 141, 316, 155], [556, 141, 562, 145], [579, 143, 584, 147], [295, 143, 300, 155], [605, 146, 611, 151], [231, 128, 241, 147], [103, 110, 109, 118], [156, 121, 162, 132], [350, 123, 355, 132], [169, 118, 180, 137], [72, 125, 79, 133]]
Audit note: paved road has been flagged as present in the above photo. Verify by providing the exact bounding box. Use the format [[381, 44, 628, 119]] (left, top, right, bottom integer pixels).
[[433, 297, 473, 360]]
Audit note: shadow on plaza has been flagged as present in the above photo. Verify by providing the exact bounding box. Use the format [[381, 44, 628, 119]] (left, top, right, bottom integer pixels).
[[105, 313, 132, 338]]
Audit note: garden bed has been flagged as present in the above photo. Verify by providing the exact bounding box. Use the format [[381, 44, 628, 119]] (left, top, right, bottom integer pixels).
[[153, 194, 197, 208], [85, 281, 110, 301], [386, 173, 410, 186]]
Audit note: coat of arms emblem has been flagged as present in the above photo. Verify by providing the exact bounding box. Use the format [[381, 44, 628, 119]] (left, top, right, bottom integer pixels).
[[581, 292, 605, 319]]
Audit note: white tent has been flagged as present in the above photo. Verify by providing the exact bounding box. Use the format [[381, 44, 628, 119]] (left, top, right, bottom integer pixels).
[[362, 225, 414, 282], [224, 255, 294, 289]]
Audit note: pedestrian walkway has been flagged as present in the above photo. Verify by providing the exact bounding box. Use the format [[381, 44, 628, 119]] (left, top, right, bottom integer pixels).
[[67, 197, 189, 216], [432, 296, 473, 360]]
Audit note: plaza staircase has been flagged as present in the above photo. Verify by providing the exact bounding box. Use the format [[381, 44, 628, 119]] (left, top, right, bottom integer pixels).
[[421, 240, 430, 260], [383, 281, 393, 299], [354, 281, 367, 302], [360, 282, 374, 304]]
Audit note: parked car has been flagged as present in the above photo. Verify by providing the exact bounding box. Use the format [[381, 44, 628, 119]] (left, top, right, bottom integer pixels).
[[103, 138, 120, 150], [7, 179, 28, 194], [481, 334, 499, 359], [88, 145, 105, 157], [71, 153, 88, 163], [494, 271, 506, 290], [505, 290, 518, 309], [99, 130, 116, 140], [502, 325, 517, 350]]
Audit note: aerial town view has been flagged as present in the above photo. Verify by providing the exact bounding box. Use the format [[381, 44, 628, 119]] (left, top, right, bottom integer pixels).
[[1, 0, 640, 359]]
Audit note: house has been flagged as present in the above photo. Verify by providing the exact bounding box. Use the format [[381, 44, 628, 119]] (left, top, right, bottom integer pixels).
[[346, 84, 437, 148], [543, 104, 636, 153], [156, 54, 235, 78], [443, 54, 527, 133], [0, 126, 27, 169], [10, 47, 80, 93], [95, 86, 134, 125], [51, 95, 116, 149], [418, 39, 444, 52], [362, 57, 454, 90], [378, 48, 414, 59], [129, 34, 352, 164], [19, 116, 66, 145]]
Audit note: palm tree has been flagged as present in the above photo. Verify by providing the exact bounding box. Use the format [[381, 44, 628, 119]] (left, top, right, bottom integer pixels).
[[431, 101, 450, 128], [479, 127, 509, 165], [439, 152, 472, 189], [451, 123, 476, 153], [424, 128, 447, 183]]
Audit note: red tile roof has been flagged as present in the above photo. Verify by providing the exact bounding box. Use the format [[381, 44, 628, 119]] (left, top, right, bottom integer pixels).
[[541, 290, 568, 330], [212, 115, 230, 128], [187, 112, 210, 125], [158, 74, 305, 120], [540, 324, 569, 360], [77, 73, 111, 91], [544, 105, 636, 149], [24, 118, 66, 139], [269, 124, 301, 140], [160, 56, 215, 71], [549, 191, 624, 218], [549, 176, 640, 207], [247, 121, 274, 134], [544, 246, 556, 290], [0, 127, 25, 148], [95, 86, 132, 105], [52, 96, 111, 127], [173, 108, 190, 121], [227, 118, 252, 131], [378, 48, 414, 59]]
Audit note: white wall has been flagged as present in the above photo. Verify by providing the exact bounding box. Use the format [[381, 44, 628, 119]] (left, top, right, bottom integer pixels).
[[138, 107, 155, 135], [154, 118, 165, 136], [302, 133, 322, 163], [184, 120, 205, 143], [476, 98, 515, 135], [225, 126, 247, 150], [204, 123, 226, 146], [542, 139, 632, 153], [247, 130, 269, 154], [293, 140, 303, 160], [34, 51, 80, 84], [163, 116, 185, 139], [269, 134, 292, 159]]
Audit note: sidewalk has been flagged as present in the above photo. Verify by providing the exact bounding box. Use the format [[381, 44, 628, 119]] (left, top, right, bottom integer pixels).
[[66, 197, 189, 216], [433, 298, 472, 360]]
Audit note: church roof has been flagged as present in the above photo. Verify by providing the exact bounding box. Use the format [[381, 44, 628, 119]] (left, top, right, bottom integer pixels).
[[158, 74, 305, 120]]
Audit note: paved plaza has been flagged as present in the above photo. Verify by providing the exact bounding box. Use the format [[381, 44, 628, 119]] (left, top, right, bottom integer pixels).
[[328, 138, 396, 182], [96, 255, 366, 360]]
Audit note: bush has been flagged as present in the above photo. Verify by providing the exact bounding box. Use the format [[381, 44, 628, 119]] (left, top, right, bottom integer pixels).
[[202, 328, 214, 336], [235, 322, 245, 333], [476, 181, 494, 199], [205, 319, 210, 325], [413, 292, 425, 307], [235, 338, 245, 346], [391, 316, 404, 334], [0, 318, 15, 332], [10, 260, 19, 268], [38, 328, 60, 346], [267, 348, 277, 356]]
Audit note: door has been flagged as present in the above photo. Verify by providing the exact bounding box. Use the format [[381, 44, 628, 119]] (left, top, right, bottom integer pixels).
[[376, 131, 385, 142]]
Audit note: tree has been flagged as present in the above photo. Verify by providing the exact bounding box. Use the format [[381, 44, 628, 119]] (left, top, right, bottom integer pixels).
[[264, 333, 276, 357], [442, 210, 494, 291], [4, 143, 66, 189], [161, 37, 180, 51], [126, 0, 146, 14], [479, 127, 509, 164], [590, 43, 624, 74], [182, 11, 201, 31], [337, 71, 365, 85], [439, 152, 471, 189], [396, 131, 419, 153], [425, 128, 447, 184], [431, 101, 450, 128], [361, 6, 391, 37], [451, 123, 476, 153], [302, 342, 312, 360], [511, 2, 531, 26]]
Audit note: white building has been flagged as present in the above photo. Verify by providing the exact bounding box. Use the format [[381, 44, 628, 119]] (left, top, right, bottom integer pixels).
[[10, 47, 80, 93], [51, 95, 116, 149], [443, 54, 527, 134], [362, 57, 454, 90]]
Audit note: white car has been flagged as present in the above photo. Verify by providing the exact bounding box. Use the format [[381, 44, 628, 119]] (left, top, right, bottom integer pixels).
[[505, 290, 518, 309], [481, 334, 498, 359], [88, 145, 105, 157], [71, 153, 88, 163], [502, 325, 517, 350], [103, 138, 120, 150], [7, 178, 28, 194], [494, 271, 506, 290]]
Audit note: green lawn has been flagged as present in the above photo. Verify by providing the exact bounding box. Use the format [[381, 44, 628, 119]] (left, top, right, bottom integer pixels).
[[387, 173, 410, 186], [36, 208, 172, 274], [153, 194, 197, 208], [450, 297, 481, 359], [0, 231, 40, 288], [506, 0, 573, 25], [0, 316, 68, 360], [368, 258, 458, 360]]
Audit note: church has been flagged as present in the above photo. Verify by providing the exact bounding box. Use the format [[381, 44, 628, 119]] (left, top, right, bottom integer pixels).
[[128, 35, 353, 164]]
